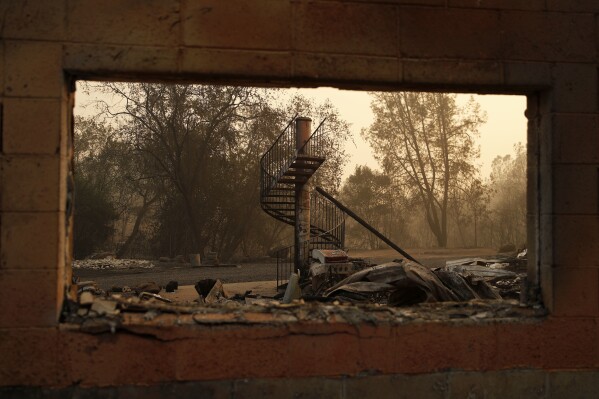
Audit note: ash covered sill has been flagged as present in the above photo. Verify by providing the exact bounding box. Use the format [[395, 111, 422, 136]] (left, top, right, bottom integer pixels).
[[61, 300, 546, 336]]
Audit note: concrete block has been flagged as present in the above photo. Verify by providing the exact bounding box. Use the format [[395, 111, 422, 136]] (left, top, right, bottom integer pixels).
[[175, 329, 291, 381], [368, 0, 443, 4], [0, 328, 60, 386], [552, 267, 599, 317], [504, 62, 552, 88], [64, 44, 179, 76], [294, 1, 398, 56], [403, 60, 502, 87], [117, 381, 232, 399], [553, 215, 599, 267], [495, 323, 542, 368], [547, 0, 599, 12], [286, 332, 361, 376], [183, 0, 290, 50], [0, 269, 60, 327], [541, 263, 554, 311], [501, 11, 596, 63], [551, 63, 598, 114], [60, 332, 178, 386], [0, 42, 4, 97], [181, 49, 290, 80], [553, 164, 599, 215], [0, 0, 65, 41], [234, 378, 342, 399], [400, 8, 500, 59], [3, 98, 62, 155], [392, 323, 494, 373], [67, 0, 180, 46], [1, 156, 63, 212], [346, 374, 447, 399], [549, 371, 599, 398], [541, 318, 597, 368], [4, 41, 63, 98], [1, 212, 63, 270], [553, 113, 599, 164], [448, 0, 545, 9], [448, 370, 545, 398], [294, 53, 399, 85]]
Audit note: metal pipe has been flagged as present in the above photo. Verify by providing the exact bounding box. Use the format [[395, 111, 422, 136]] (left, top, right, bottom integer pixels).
[[294, 117, 312, 272]]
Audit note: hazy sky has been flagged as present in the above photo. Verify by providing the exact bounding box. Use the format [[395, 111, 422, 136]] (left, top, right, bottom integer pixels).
[[75, 83, 526, 182]]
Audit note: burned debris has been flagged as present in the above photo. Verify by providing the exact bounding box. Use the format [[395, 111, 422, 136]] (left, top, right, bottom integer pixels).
[[66, 115, 532, 333]]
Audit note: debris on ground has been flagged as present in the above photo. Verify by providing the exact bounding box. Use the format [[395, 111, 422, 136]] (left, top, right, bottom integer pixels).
[[134, 281, 161, 295], [440, 251, 527, 300], [139, 292, 172, 303], [165, 281, 179, 292], [194, 279, 228, 304], [73, 258, 155, 270]]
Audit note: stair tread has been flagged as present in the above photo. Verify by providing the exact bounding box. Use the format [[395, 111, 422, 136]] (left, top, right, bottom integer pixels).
[[284, 170, 315, 177]]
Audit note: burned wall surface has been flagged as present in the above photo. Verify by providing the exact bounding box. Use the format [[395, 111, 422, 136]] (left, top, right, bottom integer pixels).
[[0, 0, 598, 396]]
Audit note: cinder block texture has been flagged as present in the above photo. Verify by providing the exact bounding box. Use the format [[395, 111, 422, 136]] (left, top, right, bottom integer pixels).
[[553, 216, 599, 267], [1, 212, 63, 270], [184, 0, 291, 50], [0, 329, 61, 386], [1, 156, 63, 212], [294, 53, 399, 84], [181, 49, 291, 79], [294, 1, 397, 56], [67, 0, 181, 46], [553, 165, 599, 215], [234, 378, 343, 399], [550, 63, 598, 113], [64, 44, 180, 75], [500, 11, 596, 63], [0, 1, 66, 41], [0, 269, 60, 327], [2, 98, 62, 154], [552, 267, 599, 317], [552, 114, 599, 164], [400, 8, 500, 59], [448, 0, 545, 10], [4, 41, 63, 98]]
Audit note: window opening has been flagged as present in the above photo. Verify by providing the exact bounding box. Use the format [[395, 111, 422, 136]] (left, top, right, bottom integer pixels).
[[68, 81, 529, 321]]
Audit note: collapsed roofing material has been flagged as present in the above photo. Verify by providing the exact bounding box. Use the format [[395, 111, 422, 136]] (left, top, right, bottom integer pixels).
[[322, 261, 504, 306]]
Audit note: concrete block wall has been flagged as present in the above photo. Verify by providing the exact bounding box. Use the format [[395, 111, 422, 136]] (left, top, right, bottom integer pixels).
[[0, 0, 598, 396]]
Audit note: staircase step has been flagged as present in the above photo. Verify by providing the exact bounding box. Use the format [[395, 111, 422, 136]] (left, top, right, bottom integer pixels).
[[262, 194, 295, 198], [262, 201, 295, 205], [290, 161, 322, 170], [284, 169, 314, 177], [279, 176, 308, 184], [296, 155, 326, 162]]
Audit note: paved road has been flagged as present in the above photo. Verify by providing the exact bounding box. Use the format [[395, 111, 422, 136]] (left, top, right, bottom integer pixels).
[[74, 262, 278, 290], [73, 255, 454, 291]]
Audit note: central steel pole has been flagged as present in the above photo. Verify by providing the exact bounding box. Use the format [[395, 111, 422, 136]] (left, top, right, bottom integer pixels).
[[294, 117, 311, 273]]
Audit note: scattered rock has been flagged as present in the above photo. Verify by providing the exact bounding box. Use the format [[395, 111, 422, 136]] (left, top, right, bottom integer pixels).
[[90, 299, 119, 316], [134, 281, 161, 294], [165, 281, 179, 292], [79, 291, 94, 306], [72, 259, 154, 270], [194, 279, 226, 303]]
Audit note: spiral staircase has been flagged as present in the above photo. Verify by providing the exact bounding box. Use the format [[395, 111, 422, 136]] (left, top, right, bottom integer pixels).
[[260, 117, 345, 287]]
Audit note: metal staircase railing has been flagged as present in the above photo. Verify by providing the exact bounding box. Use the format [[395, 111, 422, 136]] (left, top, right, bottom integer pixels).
[[275, 190, 346, 287], [259, 117, 346, 288]]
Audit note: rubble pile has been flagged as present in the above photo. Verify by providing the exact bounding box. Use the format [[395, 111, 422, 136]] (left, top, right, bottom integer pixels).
[[65, 248, 532, 332], [72, 258, 155, 270]]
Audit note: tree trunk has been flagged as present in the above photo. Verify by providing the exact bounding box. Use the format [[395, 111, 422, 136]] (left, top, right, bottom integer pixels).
[[116, 195, 157, 258]]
